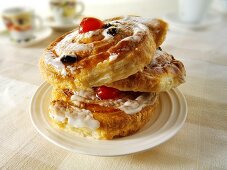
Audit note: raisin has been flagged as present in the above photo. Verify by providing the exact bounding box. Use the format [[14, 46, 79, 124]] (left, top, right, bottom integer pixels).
[[60, 55, 78, 64], [107, 28, 118, 36], [63, 89, 74, 96], [103, 23, 113, 29], [158, 47, 162, 51]]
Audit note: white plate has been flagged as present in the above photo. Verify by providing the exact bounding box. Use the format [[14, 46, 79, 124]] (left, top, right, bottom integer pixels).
[[30, 82, 187, 157], [164, 12, 221, 30], [0, 26, 52, 47], [12, 27, 52, 47], [46, 16, 82, 31]]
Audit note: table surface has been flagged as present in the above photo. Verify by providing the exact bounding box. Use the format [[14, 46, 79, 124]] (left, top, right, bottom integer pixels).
[[0, 10, 227, 170]]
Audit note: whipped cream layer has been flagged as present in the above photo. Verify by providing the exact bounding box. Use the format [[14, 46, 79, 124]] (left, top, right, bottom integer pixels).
[[49, 89, 157, 130], [70, 89, 157, 115], [49, 101, 100, 130]]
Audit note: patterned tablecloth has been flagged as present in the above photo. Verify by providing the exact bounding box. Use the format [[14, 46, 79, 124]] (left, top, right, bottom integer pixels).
[[0, 14, 227, 170]]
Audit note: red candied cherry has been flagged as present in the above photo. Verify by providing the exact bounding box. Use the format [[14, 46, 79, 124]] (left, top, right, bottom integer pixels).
[[96, 86, 121, 100], [79, 17, 104, 33]]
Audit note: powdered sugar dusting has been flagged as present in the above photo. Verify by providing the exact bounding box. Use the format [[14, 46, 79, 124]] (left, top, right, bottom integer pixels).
[[54, 31, 93, 56], [44, 51, 67, 76], [109, 53, 118, 62], [122, 15, 154, 25]]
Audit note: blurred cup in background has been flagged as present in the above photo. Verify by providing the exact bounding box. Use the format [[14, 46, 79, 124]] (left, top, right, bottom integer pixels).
[[179, 0, 212, 23], [215, 0, 227, 13], [2, 7, 42, 42], [50, 0, 84, 25]]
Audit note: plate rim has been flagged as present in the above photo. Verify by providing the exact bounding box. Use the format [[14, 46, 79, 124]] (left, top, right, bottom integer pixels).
[[2, 26, 52, 48], [30, 82, 188, 157]]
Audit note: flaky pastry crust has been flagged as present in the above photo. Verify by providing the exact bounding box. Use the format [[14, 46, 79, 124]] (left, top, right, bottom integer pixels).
[[106, 50, 186, 92], [39, 16, 168, 90], [50, 88, 159, 139]]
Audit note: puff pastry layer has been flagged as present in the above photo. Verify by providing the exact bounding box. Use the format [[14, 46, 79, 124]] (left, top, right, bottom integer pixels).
[[40, 16, 168, 90], [49, 88, 159, 139]]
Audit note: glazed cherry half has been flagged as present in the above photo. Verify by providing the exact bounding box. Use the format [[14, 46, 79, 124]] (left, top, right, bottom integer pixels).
[[96, 86, 121, 100], [79, 17, 104, 33]]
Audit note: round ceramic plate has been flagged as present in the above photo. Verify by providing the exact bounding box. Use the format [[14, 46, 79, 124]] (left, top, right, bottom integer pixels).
[[0, 26, 52, 47], [30, 82, 187, 156], [12, 27, 52, 47]]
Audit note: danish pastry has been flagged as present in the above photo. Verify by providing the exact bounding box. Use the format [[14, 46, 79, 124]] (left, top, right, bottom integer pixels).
[[39, 16, 186, 140], [39, 16, 168, 90], [106, 49, 186, 92], [49, 88, 159, 139]]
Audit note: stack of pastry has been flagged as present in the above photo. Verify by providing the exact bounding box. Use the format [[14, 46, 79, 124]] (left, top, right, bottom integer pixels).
[[39, 16, 186, 139]]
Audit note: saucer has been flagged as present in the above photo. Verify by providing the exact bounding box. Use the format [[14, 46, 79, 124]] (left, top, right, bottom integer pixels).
[[0, 26, 52, 47], [164, 12, 221, 30], [11, 27, 52, 47], [46, 16, 83, 31]]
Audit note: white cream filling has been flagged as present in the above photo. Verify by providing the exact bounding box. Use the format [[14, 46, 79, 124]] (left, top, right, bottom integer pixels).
[[49, 102, 100, 130], [50, 88, 156, 131], [118, 94, 155, 114], [70, 89, 157, 115]]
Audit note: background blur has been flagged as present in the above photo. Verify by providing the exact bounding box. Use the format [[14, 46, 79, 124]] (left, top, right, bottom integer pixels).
[[0, 0, 178, 19], [1, 0, 225, 30]]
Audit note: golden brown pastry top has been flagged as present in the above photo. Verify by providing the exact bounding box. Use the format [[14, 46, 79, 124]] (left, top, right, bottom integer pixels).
[[106, 49, 186, 92], [42, 16, 168, 90]]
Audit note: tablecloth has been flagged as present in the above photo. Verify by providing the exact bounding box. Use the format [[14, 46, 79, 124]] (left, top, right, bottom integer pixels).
[[0, 16, 227, 170]]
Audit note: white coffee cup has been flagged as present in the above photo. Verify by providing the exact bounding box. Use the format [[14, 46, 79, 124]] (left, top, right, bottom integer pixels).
[[179, 0, 212, 23], [50, 0, 84, 25], [215, 0, 227, 13], [2, 7, 42, 42]]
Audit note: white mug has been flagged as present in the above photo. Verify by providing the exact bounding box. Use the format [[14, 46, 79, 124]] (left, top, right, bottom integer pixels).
[[2, 7, 42, 42], [50, 0, 85, 25], [179, 0, 212, 23], [215, 0, 227, 13]]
